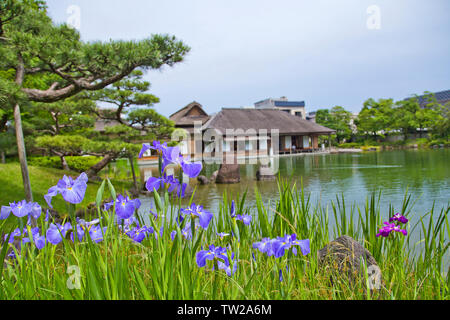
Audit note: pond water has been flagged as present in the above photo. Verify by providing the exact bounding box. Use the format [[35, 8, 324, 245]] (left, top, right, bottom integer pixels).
[[139, 149, 449, 220]]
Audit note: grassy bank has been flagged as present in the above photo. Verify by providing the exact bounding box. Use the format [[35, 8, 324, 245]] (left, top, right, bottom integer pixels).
[[0, 176, 448, 300], [0, 163, 134, 214]]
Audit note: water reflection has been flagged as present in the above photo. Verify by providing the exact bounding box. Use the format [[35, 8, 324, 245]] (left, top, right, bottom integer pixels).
[[138, 149, 449, 221]]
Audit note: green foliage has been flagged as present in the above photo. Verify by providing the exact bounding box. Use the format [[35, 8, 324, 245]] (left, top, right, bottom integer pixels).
[[430, 103, 450, 140], [338, 142, 361, 148], [28, 155, 102, 172], [355, 98, 394, 140], [428, 139, 450, 148], [315, 106, 353, 144], [85, 70, 175, 140]]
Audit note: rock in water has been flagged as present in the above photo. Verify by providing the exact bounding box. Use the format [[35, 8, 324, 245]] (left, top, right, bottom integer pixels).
[[318, 235, 383, 290], [256, 165, 276, 181], [216, 161, 240, 184], [210, 170, 219, 183], [197, 175, 210, 185]]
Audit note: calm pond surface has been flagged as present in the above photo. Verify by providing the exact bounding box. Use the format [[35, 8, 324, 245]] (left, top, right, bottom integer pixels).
[[139, 149, 449, 222]]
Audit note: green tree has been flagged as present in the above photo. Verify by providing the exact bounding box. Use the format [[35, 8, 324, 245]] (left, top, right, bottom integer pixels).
[[1, 0, 189, 201], [355, 98, 394, 141], [29, 95, 96, 169], [330, 106, 352, 144], [393, 98, 420, 140], [315, 106, 353, 144], [86, 70, 174, 136], [431, 102, 450, 140], [34, 71, 174, 189]]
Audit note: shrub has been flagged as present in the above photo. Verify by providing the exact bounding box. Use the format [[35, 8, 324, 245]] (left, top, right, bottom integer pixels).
[[28, 156, 102, 172], [338, 142, 361, 148], [428, 139, 450, 148]]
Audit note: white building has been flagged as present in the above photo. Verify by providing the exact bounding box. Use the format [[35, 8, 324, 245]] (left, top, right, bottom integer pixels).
[[254, 96, 307, 119]]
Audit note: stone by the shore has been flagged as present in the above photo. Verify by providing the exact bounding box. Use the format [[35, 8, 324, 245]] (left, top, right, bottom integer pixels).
[[318, 235, 383, 289], [197, 175, 210, 185], [256, 165, 276, 181], [216, 163, 240, 184]]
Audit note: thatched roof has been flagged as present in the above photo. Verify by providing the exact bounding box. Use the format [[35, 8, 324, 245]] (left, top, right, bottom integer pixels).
[[169, 101, 210, 127], [204, 108, 335, 135]]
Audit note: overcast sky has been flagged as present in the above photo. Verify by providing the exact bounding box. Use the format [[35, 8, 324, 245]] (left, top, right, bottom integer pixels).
[[45, 0, 450, 117]]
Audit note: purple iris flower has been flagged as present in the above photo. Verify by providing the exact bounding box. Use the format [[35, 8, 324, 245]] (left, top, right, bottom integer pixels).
[[138, 141, 168, 158], [3, 228, 22, 244], [45, 173, 88, 208], [218, 252, 238, 277], [376, 222, 407, 237], [161, 146, 202, 178], [104, 194, 141, 220], [34, 234, 46, 250], [217, 232, 230, 240], [23, 228, 46, 250], [181, 222, 194, 240], [86, 225, 107, 243], [389, 213, 408, 224], [46, 222, 72, 245], [196, 245, 229, 268], [145, 173, 187, 197], [229, 200, 251, 225], [115, 216, 137, 233], [161, 146, 182, 169], [230, 201, 236, 217], [78, 218, 102, 228], [70, 224, 85, 242], [235, 214, 252, 226], [69, 218, 103, 242], [253, 238, 277, 256], [126, 226, 154, 243], [1, 200, 42, 220], [170, 222, 196, 241], [272, 234, 310, 258], [180, 203, 213, 229], [254, 235, 310, 258]]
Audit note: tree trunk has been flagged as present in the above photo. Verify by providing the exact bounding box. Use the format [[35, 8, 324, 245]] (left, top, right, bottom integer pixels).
[[86, 154, 114, 179], [60, 155, 70, 171], [13, 54, 33, 203], [129, 155, 138, 190], [1, 150, 5, 164]]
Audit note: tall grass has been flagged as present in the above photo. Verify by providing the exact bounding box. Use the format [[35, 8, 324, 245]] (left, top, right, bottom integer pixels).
[[0, 177, 448, 300]]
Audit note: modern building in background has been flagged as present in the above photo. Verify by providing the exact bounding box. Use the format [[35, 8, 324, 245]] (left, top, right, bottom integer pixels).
[[404, 89, 450, 108], [254, 96, 307, 119]]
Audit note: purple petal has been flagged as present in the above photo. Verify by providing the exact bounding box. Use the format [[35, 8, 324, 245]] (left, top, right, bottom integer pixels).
[[0, 206, 12, 220]]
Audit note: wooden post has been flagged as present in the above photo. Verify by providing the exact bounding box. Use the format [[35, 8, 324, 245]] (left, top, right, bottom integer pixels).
[[328, 133, 332, 151]]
